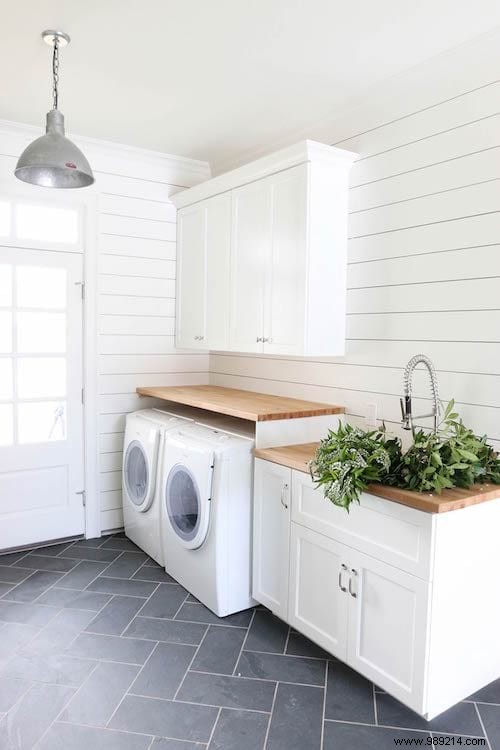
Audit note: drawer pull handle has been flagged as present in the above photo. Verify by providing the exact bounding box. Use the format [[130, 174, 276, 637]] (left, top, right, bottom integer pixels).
[[280, 483, 289, 509], [349, 568, 358, 598], [338, 563, 348, 593]]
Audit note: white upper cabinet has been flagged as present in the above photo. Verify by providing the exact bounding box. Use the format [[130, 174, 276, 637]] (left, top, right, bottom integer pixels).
[[176, 193, 231, 350], [176, 204, 205, 349], [230, 181, 270, 353], [172, 141, 357, 356]]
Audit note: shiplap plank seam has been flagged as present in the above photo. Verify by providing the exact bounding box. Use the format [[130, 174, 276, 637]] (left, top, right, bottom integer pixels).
[[333, 80, 500, 148], [348, 208, 499, 239]]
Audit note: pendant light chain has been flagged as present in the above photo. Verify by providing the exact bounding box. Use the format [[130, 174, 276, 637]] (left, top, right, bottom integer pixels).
[[14, 28, 95, 188], [52, 36, 59, 110]]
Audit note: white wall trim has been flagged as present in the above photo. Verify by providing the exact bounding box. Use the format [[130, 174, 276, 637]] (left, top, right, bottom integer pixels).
[[171, 140, 356, 209], [81, 196, 100, 538], [0, 118, 211, 188]]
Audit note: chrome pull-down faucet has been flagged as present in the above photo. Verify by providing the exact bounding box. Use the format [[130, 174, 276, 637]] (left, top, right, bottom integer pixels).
[[400, 354, 440, 433]]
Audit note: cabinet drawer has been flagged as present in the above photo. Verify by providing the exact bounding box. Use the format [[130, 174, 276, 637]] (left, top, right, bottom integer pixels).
[[291, 471, 434, 579]]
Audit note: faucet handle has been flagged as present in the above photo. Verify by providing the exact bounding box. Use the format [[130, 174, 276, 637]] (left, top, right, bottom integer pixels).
[[400, 397, 406, 421], [400, 396, 413, 430]]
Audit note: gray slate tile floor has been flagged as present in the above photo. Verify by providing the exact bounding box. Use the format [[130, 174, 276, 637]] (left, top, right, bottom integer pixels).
[[0, 534, 498, 749]]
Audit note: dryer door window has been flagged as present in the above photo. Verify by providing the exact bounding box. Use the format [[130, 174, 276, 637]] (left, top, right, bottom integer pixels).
[[165, 464, 209, 549], [124, 440, 150, 509]]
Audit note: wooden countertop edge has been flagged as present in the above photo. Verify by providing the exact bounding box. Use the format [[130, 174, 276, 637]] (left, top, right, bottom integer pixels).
[[254, 444, 500, 514], [136, 386, 345, 422]]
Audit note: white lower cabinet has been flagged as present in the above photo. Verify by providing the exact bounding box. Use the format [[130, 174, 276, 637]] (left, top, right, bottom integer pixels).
[[253, 459, 500, 719], [346, 547, 430, 712], [252, 459, 290, 620], [288, 523, 348, 660], [287, 522, 429, 712]]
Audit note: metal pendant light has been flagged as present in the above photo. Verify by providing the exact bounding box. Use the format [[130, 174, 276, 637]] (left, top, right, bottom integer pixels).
[[15, 30, 94, 189]]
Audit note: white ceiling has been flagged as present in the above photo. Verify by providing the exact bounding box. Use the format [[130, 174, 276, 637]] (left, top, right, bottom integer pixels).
[[1, 0, 500, 172]]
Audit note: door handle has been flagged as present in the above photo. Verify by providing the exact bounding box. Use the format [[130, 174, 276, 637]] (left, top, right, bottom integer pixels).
[[349, 568, 358, 598], [338, 563, 348, 593], [280, 483, 289, 509]]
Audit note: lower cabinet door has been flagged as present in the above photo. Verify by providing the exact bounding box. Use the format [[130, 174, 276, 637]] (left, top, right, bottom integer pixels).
[[252, 459, 291, 620], [346, 548, 430, 713], [288, 523, 349, 660]]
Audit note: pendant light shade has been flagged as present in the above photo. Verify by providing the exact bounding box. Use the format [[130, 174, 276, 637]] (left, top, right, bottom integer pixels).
[[15, 110, 94, 188], [15, 30, 94, 189]]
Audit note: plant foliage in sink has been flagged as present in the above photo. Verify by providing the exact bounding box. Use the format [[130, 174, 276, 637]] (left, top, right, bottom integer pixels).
[[310, 401, 500, 510]]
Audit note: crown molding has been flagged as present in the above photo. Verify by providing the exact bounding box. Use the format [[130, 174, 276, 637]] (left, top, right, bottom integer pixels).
[[0, 118, 211, 188], [171, 140, 357, 209]]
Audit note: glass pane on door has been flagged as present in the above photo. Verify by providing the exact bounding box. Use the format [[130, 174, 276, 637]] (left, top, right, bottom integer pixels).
[[0, 265, 11, 305], [17, 312, 66, 354], [125, 442, 149, 506], [0, 202, 9, 237], [0, 404, 13, 446], [0, 359, 13, 400], [17, 358, 66, 399], [0, 312, 11, 353], [15, 204, 79, 244], [16, 266, 66, 309], [17, 401, 67, 444], [166, 465, 201, 542]]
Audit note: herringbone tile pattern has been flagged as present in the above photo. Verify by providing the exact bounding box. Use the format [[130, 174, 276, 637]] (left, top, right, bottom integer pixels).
[[0, 535, 498, 749]]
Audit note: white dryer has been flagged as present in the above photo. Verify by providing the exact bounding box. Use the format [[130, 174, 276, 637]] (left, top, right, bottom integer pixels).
[[122, 409, 192, 564], [160, 423, 256, 616]]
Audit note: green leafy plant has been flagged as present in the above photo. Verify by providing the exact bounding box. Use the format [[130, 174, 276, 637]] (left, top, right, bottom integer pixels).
[[389, 400, 500, 492], [309, 423, 401, 511], [311, 401, 500, 510]]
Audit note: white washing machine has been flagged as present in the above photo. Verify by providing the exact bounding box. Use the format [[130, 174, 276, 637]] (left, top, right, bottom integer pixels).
[[160, 423, 256, 616], [122, 409, 192, 564]]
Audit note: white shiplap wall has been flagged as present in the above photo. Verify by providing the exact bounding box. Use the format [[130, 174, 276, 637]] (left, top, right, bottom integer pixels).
[[96, 180, 211, 531], [0, 122, 211, 533], [210, 40, 500, 450]]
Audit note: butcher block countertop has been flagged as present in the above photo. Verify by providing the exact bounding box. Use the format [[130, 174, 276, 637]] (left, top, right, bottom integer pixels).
[[136, 385, 345, 422], [254, 442, 500, 513]]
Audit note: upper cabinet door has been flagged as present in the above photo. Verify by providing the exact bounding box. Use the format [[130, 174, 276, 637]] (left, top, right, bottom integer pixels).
[[176, 204, 206, 349], [229, 181, 271, 352], [264, 165, 307, 355], [205, 194, 231, 350]]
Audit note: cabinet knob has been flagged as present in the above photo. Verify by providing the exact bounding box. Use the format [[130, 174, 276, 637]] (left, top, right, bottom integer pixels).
[[280, 483, 289, 509], [349, 568, 358, 598], [263, 337, 270, 343], [338, 563, 348, 593], [256, 337, 262, 343]]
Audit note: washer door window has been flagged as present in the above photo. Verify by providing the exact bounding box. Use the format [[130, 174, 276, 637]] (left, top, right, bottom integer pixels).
[[124, 440, 152, 511], [165, 464, 210, 549]]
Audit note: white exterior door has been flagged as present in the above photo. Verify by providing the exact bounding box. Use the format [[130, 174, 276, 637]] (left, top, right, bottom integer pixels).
[[0, 246, 85, 549], [346, 548, 430, 712], [252, 459, 291, 619], [288, 523, 349, 660], [264, 165, 307, 355]]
